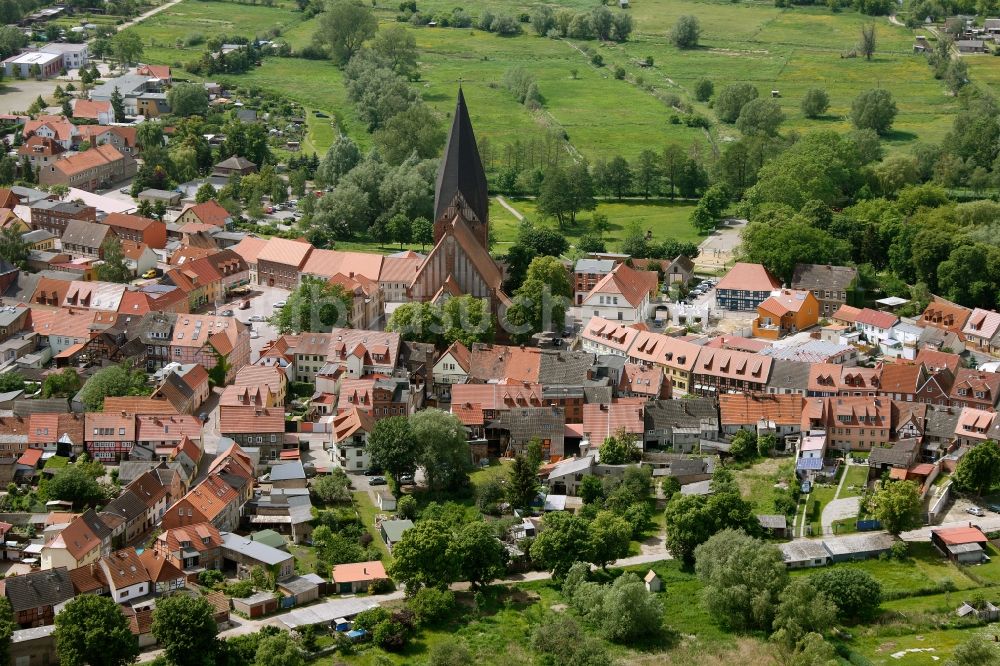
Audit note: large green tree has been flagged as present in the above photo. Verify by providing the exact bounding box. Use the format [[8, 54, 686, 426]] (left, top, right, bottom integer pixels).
[[253, 630, 305, 666], [952, 440, 1000, 497], [664, 487, 759, 563], [0, 225, 29, 270], [589, 511, 631, 569], [269, 276, 353, 333], [151, 595, 219, 666], [450, 520, 508, 589], [315, 0, 378, 65], [55, 595, 139, 666], [97, 237, 132, 283], [851, 88, 897, 135], [168, 82, 209, 117], [367, 416, 417, 489], [536, 162, 595, 228], [771, 577, 837, 649], [389, 519, 458, 590], [78, 364, 149, 411], [111, 30, 143, 66], [530, 512, 594, 579], [0, 597, 12, 666], [739, 219, 851, 284], [715, 83, 759, 124], [809, 568, 882, 622], [411, 409, 472, 493], [694, 528, 788, 631], [507, 453, 540, 511], [44, 465, 105, 508], [866, 480, 921, 535]]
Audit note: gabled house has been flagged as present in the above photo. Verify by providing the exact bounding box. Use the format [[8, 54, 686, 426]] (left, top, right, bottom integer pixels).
[[40, 509, 112, 570], [432, 340, 470, 401], [854, 308, 900, 343], [4, 567, 73, 627], [38, 144, 137, 190], [161, 473, 242, 532], [719, 393, 804, 438], [919, 298, 971, 336], [176, 200, 232, 229], [153, 522, 223, 579], [574, 258, 616, 305], [950, 370, 1000, 410], [97, 548, 151, 603], [790, 264, 858, 317], [138, 548, 187, 595], [151, 363, 211, 415], [102, 213, 167, 250], [61, 219, 115, 260], [579, 262, 657, 324], [715, 262, 782, 311], [955, 407, 995, 447], [330, 406, 374, 474], [801, 396, 890, 452], [99, 488, 149, 547], [753, 289, 819, 339], [962, 308, 1000, 354], [691, 347, 772, 397], [218, 407, 286, 461]]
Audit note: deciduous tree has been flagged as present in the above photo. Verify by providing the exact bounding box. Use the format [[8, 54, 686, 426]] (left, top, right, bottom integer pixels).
[[151, 595, 219, 666], [389, 519, 458, 590], [411, 409, 472, 493], [530, 512, 594, 578], [809, 568, 882, 622], [851, 88, 897, 135], [866, 480, 921, 535], [367, 416, 417, 489], [55, 595, 139, 666], [715, 83, 759, 124], [450, 520, 508, 589], [315, 0, 378, 65], [953, 440, 1000, 496], [669, 15, 701, 48]]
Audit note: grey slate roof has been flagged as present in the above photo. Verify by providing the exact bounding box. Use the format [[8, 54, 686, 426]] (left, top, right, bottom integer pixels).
[[434, 88, 489, 225], [4, 566, 73, 612], [538, 350, 597, 384], [61, 219, 112, 249], [574, 259, 615, 274], [779, 540, 829, 564], [269, 461, 305, 482], [221, 532, 294, 566], [791, 264, 858, 292], [644, 398, 718, 430], [489, 406, 565, 453], [99, 488, 147, 524], [868, 438, 919, 468], [765, 359, 812, 393]]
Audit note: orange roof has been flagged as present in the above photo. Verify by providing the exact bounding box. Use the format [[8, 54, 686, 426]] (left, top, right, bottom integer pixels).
[[157, 521, 222, 554], [855, 308, 899, 330], [934, 526, 988, 545], [582, 317, 640, 353], [451, 383, 543, 411], [757, 289, 814, 316], [104, 212, 158, 232], [278, 449, 300, 460], [231, 236, 268, 264], [52, 144, 128, 177], [716, 262, 782, 292], [172, 474, 238, 522], [378, 253, 423, 283], [331, 560, 387, 583], [832, 305, 862, 323], [627, 329, 699, 370], [218, 406, 284, 434], [879, 363, 923, 394], [582, 403, 644, 441], [585, 262, 657, 308], [719, 393, 804, 427], [256, 237, 312, 268], [332, 406, 375, 441], [51, 512, 102, 560], [85, 412, 135, 441], [119, 240, 151, 261], [102, 396, 177, 415], [439, 340, 471, 372], [693, 347, 772, 383], [303, 248, 383, 281], [30, 306, 97, 340], [137, 548, 184, 584], [17, 448, 42, 467], [100, 548, 151, 589], [72, 100, 111, 119], [451, 401, 485, 426], [138, 64, 171, 79], [915, 349, 961, 374]]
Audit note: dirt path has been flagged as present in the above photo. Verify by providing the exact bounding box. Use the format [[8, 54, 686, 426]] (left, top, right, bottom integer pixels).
[[117, 0, 184, 31], [495, 195, 524, 221]]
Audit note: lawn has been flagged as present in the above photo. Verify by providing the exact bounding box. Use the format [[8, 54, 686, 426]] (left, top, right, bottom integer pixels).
[[804, 483, 837, 537], [791, 542, 979, 599], [497, 197, 700, 251], [734, 457, 794, 515], [290, 542, 318, 576], [959, 543, 1000, 586], [352, 490, 390, 561], [846, 626, 991, 665], [838, 464, 871, 499]]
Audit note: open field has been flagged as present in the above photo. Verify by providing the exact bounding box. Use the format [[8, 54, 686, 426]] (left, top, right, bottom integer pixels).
[[129, 0, 966, 164], [735, 457, 794, 515]]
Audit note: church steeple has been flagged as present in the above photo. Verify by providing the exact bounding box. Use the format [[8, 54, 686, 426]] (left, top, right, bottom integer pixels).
[[434, 88, 489, 244]]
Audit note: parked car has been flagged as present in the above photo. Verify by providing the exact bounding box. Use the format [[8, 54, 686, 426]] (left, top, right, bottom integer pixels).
[[967, 506, 986, 517], [249, 314, 267, 322], [249, 330, 260, 339], [219, 309, 234, 316], [120, 187, 130, 194], [364, 468, 382, 476], [141, 269, 157, 279], [273, 301, 287, 309], [369, 476, 387, 486], [239, 299, 250, 310]]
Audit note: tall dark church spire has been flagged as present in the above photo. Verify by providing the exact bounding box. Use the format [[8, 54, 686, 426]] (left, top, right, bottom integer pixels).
[[434, 88, 489, 233]]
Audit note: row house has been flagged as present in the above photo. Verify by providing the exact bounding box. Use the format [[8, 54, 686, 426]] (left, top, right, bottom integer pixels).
[[220, 384, 277, 410], [161, 472, 243, 533], [127, 469, 170, 534], [219, 406, 287, 461], [329, 406, 375, 473], [85, 412, 137, 462], [854, 308, 900, 343], [627, 329, 699, 395], [950, 369, 1000, 410], [151, 363, 211, 415], [256, 237, 312, 290], [75, 125, 138, 156], [138, 549, 188, 595], [716, 262, 782, 311], [121, 240, 158, 277], [28, 412, 85, 457], [690, 347, 773, 397], [431, 340, 471, 402], [719, 393, 805, 439], [290, 329, 401, 382], [38, 144, 137, 190], [801, 396, 891, 452], [231, 236, 267, 286], [955, 407, 996, 447], [22, 115, 78, 149], [163, 267, 210, 311], [40, 509, 112, 570], [377, 250, 422, 303], [962, 308, 1000, 355], [29, 194, 96, 236], [95, 548, 152, 603], [490, 406, 566, 460], [98, 489, 148, 549], [642, 398, 719, 452], [102, 213, 167, 250], [234, 365, 287, 405], [582, 402, 645, 448], [790, 263, 859, 317], [135, 414, 203, 459], [154, 522, 224, 579], [4, 567, 73, 628], [301, 247, 383, 286], [206, 442, 256, 504], [328, 271, 385, 330], [451, 382, 543, 439], [581, 318, 639, 358], [918, 298, 972, 336], [339, 377, 413, 419], [61, 219, 115, 260], [144, 313, 249, 383], [618, 362, 670, 400]]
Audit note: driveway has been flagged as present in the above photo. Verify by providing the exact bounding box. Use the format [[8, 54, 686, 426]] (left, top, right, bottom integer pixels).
[[232, 285, 289, 361], [820, 497, 860, 536]]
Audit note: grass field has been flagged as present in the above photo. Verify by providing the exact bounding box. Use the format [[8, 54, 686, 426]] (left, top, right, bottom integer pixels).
[[353, 490, 390, 561], [839, 464, 871, 498], [735, 457, 794, 515], [128, 0, 965, 163]]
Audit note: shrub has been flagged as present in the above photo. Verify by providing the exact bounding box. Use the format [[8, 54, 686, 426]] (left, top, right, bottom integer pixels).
[[406, 586, 455, 625], [224, 580, 254, 598], [372, 619, 407, 651], [397, 495, 418, 519], [694, 77, 714, 101], [613, 66, 625, 80], [197, 570, 224, 586], [368, 578, 395, 595], [590, 53, 603, 67]]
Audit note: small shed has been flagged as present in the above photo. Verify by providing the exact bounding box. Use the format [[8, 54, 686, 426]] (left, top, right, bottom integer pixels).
[[757, 514, 788, 538], [379, 519, 414, 550], [277, 575, 321, 605], [957, 600, 1000, 621], [138, 189, 182, 207], [232, 591, 278, 618], [932, 526, 988, 563], [644, 569, 662, 593], [331, 560, 388, 595], [376, 490, 396, 512]]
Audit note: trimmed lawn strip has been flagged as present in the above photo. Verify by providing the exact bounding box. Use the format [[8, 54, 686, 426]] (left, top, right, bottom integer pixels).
[[353, 489, 390, 561]]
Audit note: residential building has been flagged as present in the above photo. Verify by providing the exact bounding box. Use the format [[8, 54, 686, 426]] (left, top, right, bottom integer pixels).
[[854, 308, 900, 343], [962, 308, 1000, 354], [642, 398, 718, 451], [153, 522, 224, 578], [753, 289, 820, 339], [579, 261, 657, 324], [573, 258, 616, 305], [664, 255, 695, 285], [220, 531, 294, 579], [75, 125, 138, 156], [40, 510, 111, 570], [256, 237, 312, 290], [377, 250, 423, 303], [38, 144, 137, 190], [137, 548, 187, 594], [219, 406, 286, 461], [151, 363, 211, 415], [432, 340, 470, 401], [332, 561, 388, 594], [690, 347, 773, 396], [949, 369, 1000, 410], [72, 99, 113, 124], [627, 329, 700, 394], [955, 407, 995, 447], [99, 488, 149, 548], [719, 393, 805, 438], [328, 271, 384, 330], [790, 264, 858, 317], [22, 115, 78, 150], [176, 200, 232, 228], [801, 396, 891, 452], [85, 412, 136, 462], [97, 548, 151, 602], [581, 402, 645, 446], [4, 568, 73, 627], [715, 262, 782, 311], [918, 298, 971, 336], [581, 317, 640, 358], [60, 219, 115, 259], [764, 359, 812, 396], [18, 135, 66, 170], [102, 213, 167, 249], [212, 156, 257, 177], [161, 473, 242, 532], [618, 362, 670, 399], [330, 406, 374, 473], [120, 240, 158, 277], [29, 199, 96, 236]]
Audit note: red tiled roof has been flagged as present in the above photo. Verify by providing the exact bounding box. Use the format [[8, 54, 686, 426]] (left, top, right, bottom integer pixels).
[[934, 526, 988, 546], [181, 200, 230, 227], [719, 393, 804, 427], [585, 262, 657, 308], [72, 100, 111, 119], [582, 403, 644, 441], [53, 144, 128, 177], [716, 262, 781, 292], [855, 308, 899, 330]]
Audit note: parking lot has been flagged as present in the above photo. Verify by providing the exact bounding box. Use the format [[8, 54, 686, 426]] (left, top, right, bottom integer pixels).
[[230, 285, 290, 361]]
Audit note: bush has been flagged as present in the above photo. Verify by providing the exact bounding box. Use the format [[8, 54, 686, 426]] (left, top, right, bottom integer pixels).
[[397, 494, 418, 519], [406, 587, 455, 625], [590, 53, 603, 67], [368, 578, 395, 595], [890, 540, 908, 560], [224, 580, 254, 598], [372, 619, 407, 651], [809, 568, 882, 622], [694, 77, 714, 101], [613, 66, 625, 80], [198, 570, 224, 586]]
